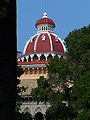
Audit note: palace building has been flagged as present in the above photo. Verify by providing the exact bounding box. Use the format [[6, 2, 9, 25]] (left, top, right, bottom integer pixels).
[[17, 12, 66, 119]]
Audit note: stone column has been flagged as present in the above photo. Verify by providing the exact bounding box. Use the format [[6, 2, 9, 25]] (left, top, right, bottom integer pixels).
[[30, 54, 34, 61], [44, 53, 49, 61], [37, 54, 41, 60], [52, 53, 55, 58], [26, 56, 29, 62]]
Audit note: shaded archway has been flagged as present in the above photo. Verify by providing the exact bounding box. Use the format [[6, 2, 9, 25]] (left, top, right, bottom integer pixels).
[[23, 112, 32, 120], [40, 54, 46, 61], [24, 57, 27, 62], [28, 55, 31, 62], [34, 112, 44, 120], [33, 54, 38, 61]]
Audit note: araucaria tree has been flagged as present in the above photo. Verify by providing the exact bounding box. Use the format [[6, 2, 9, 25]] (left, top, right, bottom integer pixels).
[[31, 25, 90, 120]]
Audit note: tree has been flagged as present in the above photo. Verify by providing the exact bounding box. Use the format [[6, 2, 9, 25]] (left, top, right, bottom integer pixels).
[[31, 76, 51, 103], [31, 25, 90, 120], [0, 1, 17, 120], [45, 57, 74, 120], [64, 24, 90, 119]]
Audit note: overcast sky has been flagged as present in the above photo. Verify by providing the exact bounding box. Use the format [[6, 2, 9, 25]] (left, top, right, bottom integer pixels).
[[17, 0, 90, 53]]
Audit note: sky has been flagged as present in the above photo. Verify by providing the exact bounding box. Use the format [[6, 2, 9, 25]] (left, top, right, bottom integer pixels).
[[17, 0, 90, 53]]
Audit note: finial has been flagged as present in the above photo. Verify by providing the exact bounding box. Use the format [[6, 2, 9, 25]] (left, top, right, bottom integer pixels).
[[42, 12, 47, 18]]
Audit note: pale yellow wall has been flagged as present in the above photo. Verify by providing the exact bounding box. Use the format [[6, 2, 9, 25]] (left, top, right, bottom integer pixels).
[[19, 67, 48, 95]]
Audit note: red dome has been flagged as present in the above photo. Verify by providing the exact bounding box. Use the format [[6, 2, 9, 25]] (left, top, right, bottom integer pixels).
[[24, 33, 65, 54], [35, 18, 55, 28]]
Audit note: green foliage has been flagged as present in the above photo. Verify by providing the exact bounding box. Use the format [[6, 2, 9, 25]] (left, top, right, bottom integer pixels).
[[31, 76, 51, 103], [65, 24, 90, 119], [45, 104, 74, 120], [47, 56, 71, 89], [75, 109, 90, 120], [16, 112, 32, 120], [65, 25, 90, 63], [31, 24, 90, 120], [22, 112, 32, 120]]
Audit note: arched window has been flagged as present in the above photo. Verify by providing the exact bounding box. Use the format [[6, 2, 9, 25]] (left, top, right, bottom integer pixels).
[[40, 54, 46, 61], [44, 27, 45, 30], [30, 68, 33, 74], [34, 112, 44, 120], [33, 54, 38, 61], [28, 55, 31, 62], [39, 68, 42, 74], [42, 27, 43, 30], [24, 57, 27, 62], [34, 68, 37, 74], [25, 68, 28, 75]]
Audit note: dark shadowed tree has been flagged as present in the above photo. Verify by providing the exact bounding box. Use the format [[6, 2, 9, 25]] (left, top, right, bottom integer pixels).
[[0, 0, 17, 120]]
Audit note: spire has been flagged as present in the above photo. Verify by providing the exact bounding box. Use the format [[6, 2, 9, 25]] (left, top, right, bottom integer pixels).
[[42, 12, 47, 18]]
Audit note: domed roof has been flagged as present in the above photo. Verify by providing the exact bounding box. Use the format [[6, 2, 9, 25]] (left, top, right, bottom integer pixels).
[[35, 12, 55, 28], [23, 33, 66, 54]]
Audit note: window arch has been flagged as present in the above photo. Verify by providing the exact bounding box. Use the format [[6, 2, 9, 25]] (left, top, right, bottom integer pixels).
[[40, 54, 46, 61], [28, 55, 31, 62], [23, 107, 31, 113], [33, 54, 38, 61], [25, 68, 28, 75], [42, 27, 43, 30], [24, 57, 27, 62], [34, 112, 44, 120]]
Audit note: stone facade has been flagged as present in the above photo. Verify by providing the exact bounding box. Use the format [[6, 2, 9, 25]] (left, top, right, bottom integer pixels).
[[20, 99, 50, 119]]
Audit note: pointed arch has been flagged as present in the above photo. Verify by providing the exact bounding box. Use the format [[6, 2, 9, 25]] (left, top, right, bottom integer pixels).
[[24, 57, 27, 62], [28, 55, 31, 62], [33, 54, 38, 61], [40, 54, 46, 61], [23, 107, 31, 113]]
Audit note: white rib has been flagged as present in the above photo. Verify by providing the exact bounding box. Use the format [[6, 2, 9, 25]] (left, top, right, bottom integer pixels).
[[51, 33, 66, 52], [34, 33, 42, 52], [47, 32, 53, 51], [23, 34, 38, 54]]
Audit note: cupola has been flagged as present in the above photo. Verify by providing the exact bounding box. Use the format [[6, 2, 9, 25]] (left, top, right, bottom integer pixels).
[[35, 12, 55, 33]]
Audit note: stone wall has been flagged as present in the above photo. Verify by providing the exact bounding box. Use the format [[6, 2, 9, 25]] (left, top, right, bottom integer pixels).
[[20, 101, 50, 119]]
